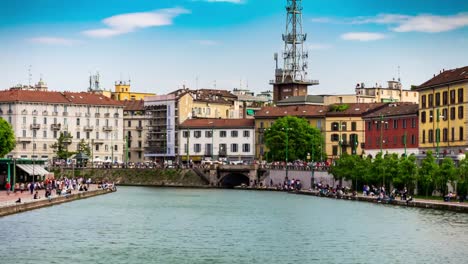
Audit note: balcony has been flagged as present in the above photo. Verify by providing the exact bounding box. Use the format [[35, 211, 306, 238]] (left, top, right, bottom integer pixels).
[[17, 137, 32, 143], [63, 112, 68, 116], [102, 126, 113, 132], [104, 113, 110, 118], [95, 113, 100, 118], [84, 125, 94, 131], [75, 112, 81, 117], [52, 111, 58, 116], [85, 113, 91, 117], [30, 124, 41, 130], [63, 138, 72, 144], [50, 124, 61, 131], [136, 126, 144, 130], [7, 109, 13, 115]]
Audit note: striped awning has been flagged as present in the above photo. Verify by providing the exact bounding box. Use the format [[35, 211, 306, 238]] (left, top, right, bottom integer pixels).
[[16, 164, 50, 176]]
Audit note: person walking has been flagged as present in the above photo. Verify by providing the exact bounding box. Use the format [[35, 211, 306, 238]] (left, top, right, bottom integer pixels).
[[5, 181, 11, 196]]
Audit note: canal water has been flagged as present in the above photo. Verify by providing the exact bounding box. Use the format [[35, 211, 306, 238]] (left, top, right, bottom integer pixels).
[[1, 187, 467, 264]]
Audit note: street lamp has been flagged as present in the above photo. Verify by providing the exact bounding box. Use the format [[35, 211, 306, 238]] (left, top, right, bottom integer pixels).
[[430, 109, 444, 162], [282, 126, 292, 179], [375, 115, 388, 154], [333, 122, 346, 157]]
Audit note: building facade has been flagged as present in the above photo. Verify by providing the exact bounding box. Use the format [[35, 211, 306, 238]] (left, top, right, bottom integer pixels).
[[324, 103, 385, 160], [0, 88, 124, 162], [109, 81, 155, 101], [254, 105, 327, 160], [178, 119, 255, 162], [122, 100, 150, 163], [355, 80, 419, 104], [363, 103, 419, 157], [416, 66, 468, 156]]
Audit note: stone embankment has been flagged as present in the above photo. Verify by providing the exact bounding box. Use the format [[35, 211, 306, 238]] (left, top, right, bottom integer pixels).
[[0, 188, 113, 217], [235, 187, 468, 213]]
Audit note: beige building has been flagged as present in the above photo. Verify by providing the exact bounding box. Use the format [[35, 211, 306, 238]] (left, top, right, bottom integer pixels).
[[355, 80, 418, 103], [0, 85, 124, 162], [324, 103, 385, 160], [122, 100, 149, 163]]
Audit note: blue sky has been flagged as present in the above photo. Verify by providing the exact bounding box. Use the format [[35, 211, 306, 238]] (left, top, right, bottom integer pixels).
[[1, 0, 468, 95]]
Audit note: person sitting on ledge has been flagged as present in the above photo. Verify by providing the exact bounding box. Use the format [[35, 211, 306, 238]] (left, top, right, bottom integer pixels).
[[15, 198, 21, 203], [406, 196, 413, 205], [444, 192, 454, 202], [33, 191, 40, 199]]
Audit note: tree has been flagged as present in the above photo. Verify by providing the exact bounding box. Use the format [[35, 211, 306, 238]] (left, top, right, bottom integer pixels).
[[457, 154, 468, 200], [77, 139, 91, 157], [418, 151, 438, 196], [396, 155, 418, 194], [437, 157, 458, 196], [50, 132, 75, 160], [0, 117, 16, 157], [264, 116, 324, 162]]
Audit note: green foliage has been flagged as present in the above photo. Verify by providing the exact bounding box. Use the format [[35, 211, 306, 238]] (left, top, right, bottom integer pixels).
[[329, 104, 349, 112], [264, 116, 325, 162], [418, 151, 438, 196], [0, 117, 16, 157], [77, 139, 91, 157], [437, 157, 458, 196], [50, 132, 76, 159], [457, 155, 468, 198], [396, 155, 418, 192]]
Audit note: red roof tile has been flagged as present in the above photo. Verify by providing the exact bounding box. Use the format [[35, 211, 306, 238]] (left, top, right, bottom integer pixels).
[[180, 118, 254, 129], [418, 66, 468, 89], [363, 103, 419, 118], [122, 99, 144, 111], [0, 89, 123, 106], [255, 105, 328, 118], [325, 103, 386, 117]]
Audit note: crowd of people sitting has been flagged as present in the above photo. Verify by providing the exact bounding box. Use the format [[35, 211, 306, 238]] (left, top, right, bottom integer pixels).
[[265, 161, 331, 171]]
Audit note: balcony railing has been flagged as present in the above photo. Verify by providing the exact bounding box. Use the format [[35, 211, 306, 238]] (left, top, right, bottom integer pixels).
[[17, 137, 32, 143], [52, 111, 58, 116], [102, 126, 113, 131], [84, 126, 94, 131], [95, 113, 100, 118], [136, 126, 144, 130], [63, 112, 68, 116], [30, 124, 41, 130], [50, 124, 61, 130]]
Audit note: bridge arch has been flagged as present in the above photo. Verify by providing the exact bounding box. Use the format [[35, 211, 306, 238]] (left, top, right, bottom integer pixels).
[[219, 172, 250, 188]]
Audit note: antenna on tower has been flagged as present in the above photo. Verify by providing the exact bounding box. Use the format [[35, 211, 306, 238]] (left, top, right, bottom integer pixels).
[[274, 53, 278, 70]]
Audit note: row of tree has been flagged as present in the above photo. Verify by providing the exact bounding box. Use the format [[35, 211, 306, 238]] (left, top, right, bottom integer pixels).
[[330, 151, 468, 198]]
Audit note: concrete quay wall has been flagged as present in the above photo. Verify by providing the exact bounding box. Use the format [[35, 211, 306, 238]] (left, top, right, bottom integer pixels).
[[0, 189, 112, 218], [265, 170, 350, 189]]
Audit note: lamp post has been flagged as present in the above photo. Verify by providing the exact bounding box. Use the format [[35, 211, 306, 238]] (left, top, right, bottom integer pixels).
[[436, 108, 441, 162], [375, 115, 388, 190], [282, 126, 292, 179]]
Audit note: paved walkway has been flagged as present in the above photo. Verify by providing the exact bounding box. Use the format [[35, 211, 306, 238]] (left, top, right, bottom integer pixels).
[[0, 184, 99, 208]]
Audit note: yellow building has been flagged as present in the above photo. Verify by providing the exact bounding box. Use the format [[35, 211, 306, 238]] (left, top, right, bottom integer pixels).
[[110, 81, 155, 101], [416, 66, 468, 155], [253, 105, 327, 160], [324, 103, 385, 160]]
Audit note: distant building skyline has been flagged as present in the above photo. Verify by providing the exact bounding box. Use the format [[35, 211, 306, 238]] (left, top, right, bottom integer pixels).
[[1, 0, 467, 95]]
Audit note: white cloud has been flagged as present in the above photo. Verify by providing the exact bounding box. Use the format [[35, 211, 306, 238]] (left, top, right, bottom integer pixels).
[[308, 43, 332, 50], [29, 37, 78, 45], [341, 32, 387, 42], [83, 7, 190, 38], [192, 39, 219, 46]]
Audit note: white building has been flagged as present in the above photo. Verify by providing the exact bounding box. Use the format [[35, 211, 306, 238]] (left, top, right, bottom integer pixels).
[[178, 119, 255, 163], [0, 88, 124, 162]]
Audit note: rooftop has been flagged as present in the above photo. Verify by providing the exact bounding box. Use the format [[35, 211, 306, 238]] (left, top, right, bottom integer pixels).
[[325, 103, 386, 117], [364, 103, 419, 118], [417, 66, 468, 89], [122, 99, 144, 111], [0, 89, 123, 106], [170, 88, 237, 104], [277, 95, 324, 106], [255, 105, 328, 118], [179, 118, 254, 129]]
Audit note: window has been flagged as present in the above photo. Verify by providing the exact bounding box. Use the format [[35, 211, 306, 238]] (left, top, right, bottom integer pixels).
[[43, 117, 47, 124], [76, 132, 80, 139], [402, 119, 407, 129], [219, 144, 227, 155], [194, 131, 201, 138], [86, 132, 90, 139], [243, 130, 250, 137], [452, 127, 455, 142], [422, 130, 426, 143], [421, 111, 426, 123], [460, 127, 464, 141], [138, 141, 142, 148], [23, 117, 26, 124], [96, 132, 99, 139], [351, 122, 357, 131], [443, 128, 448, 142], [331, 134, 339, 142], [367, 121, 372, 131], [128, 121, 131, 127], [242, 144, 250, 152], [332, 146, 338, 156], [458, 88, 464, 103], [458, 106, 464, 119], [429, 110, 433, 123], [22, 130, 26, 137], [393, 119, 398, 129], [95, 144, 99, 151], [231, 143, 238, 152], [443, 91, 448, 105], [114, 145, 118, 151], [260, 122, 264, 128], [231, 131, 238, 137], [53, 131, 58, 139], [77, 118, 80, 126], [450, 107, 456, 120], [194, 144, 201, 153], [43, 130, 47, 138], [428, 94, 433, 107], [435, 92, 440, 106], [450, 90, 456, 104], [411, 134, 416, 145], [331, 122, 339, 131], [138, 131, 142, 138], [442, 108, 448, 121], [22, 143, 26, 150], [341, 122, 347, 131], [421, 95, 426, 108], [184, 144, 188, 154], [183, 131, 189, 138], [33, 143, 37, 150], [43, 144, 47, 150], [205, 131, 212, 138], [428, 129, 434, 143], [220, 131, 227, 137], [33, 130, 37, 138], [96, 119, 100, 126]]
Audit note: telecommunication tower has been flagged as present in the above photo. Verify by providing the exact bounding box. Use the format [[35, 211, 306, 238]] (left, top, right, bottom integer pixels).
[[271, 0, 319, 104]]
